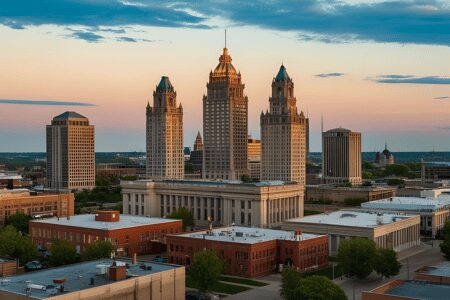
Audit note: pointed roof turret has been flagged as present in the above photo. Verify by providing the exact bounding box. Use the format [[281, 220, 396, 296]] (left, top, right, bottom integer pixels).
[[275, 64, 291, 82], [156, 76, 174, 92]]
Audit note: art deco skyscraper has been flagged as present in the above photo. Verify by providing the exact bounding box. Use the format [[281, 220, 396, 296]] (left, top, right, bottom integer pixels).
[[261, 65, 308, 184], [46, 111, 95, 190], [203, 47, 249, 180], [322, 128, 362, 184], [146, 76, 184, 179]]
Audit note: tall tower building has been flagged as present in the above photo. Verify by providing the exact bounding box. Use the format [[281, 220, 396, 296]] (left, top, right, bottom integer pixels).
[[193, 131, 203, 151], [146, 76, 184, 179], [203, 46, 249, 180], [261, 65, 308, 184], [322, 128, 362, 184], [46, 111, 95, 190]]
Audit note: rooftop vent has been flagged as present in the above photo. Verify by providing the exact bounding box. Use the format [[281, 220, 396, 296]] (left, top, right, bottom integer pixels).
[[340, 213, 357, 218]]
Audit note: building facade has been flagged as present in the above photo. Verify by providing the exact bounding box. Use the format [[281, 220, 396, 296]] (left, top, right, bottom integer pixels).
[[261, 65, 308, 185], [305, 185, 396, 204], [29, 211, 182, 256], [0, 189, 74, 225], [322, 128, 362, 184], [167, 226, 328, 278], [283, 210, 420, 255], [375, 144, 395, 167], [248, 137, 261, 180], [203, 47, 249, 180], [422, 161, 450, 184], [189, 131, 203, 176], [121, 179, 304, 228], [146, 76, 184, 179], [46, 111, 95, 190]]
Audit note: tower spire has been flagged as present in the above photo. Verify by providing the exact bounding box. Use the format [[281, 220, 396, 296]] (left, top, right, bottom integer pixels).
[[225, 28, 227, 48]]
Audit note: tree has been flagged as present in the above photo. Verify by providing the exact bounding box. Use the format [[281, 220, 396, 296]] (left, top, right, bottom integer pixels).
[[82, 240, 114, 261], [384, 164, 410, 177], [49, 239, 78, 266], [373, 248, 401, 279], [440, 239, 450, 260], [0, 226, 37, 264], [240, 174, 252, 182], [5, 212, 32, 233], [188, 249, 224, 292], [337, 238, 377, 279], [281, 269, 347, 300], [167, 207, 195, 230]]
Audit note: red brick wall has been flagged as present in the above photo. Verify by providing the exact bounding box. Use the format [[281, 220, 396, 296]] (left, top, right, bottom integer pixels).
[[29, 219, 182, 256]]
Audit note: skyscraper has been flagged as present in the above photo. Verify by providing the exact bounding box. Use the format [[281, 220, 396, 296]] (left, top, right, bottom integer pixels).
[[193, 131, 203, 151], [46, 111, 95, 190], [203, 46, 249, 180], [146, 76, 184, 179], [322, 128, 362, 184], [261, 65, 308, 184]]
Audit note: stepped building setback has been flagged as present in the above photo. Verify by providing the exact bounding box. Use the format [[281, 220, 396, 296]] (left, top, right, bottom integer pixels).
[[167, 226, 328, 278]]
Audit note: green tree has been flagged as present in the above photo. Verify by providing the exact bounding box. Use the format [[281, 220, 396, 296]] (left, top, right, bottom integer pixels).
[[167, 207, 195, 230], [281, 269, 347, 300], [440, 239, 450, 260], [188, 249, 224, 292], [5, 212, 32, 233], [443, 220, 450, 238], [362, 161, 375, 170], [0, 226, 37, 264], [373, 248, 401, 279], [240, 174, 252, 182], [49, 239, 78, 266], [362, 172, 374, 180], [384, 164, 410, 177], [82, 240, 114, 261], [337, 238, 377, 279]]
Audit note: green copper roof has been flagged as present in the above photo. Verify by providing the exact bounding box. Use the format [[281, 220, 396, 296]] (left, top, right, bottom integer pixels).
[[156, 76, 174, 92], [275, 65, 290, 82], [53, 111, 87, 120]]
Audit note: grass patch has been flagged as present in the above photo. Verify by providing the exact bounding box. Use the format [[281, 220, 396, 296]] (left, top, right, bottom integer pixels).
[[303, 264, 345, 280], [304, 210, 322, 216], [186, 276, 251, 295], [219, 275, 268, 287]]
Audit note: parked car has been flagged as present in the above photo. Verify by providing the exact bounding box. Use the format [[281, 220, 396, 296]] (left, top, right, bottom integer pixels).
[[24, 261, 45, 272]]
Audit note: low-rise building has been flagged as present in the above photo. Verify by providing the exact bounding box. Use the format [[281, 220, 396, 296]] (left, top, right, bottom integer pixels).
[[167, 226, 328, 278], [0, 258, 185, 300], [96, 163, 144, 178], [283, 210, 420, 255], [361, 196, 450, 237], [362, 279, 450, 300], [306, 185, 396, 204], [121, 179, 304, 227], [415, 262, 450, 284], [29, 210, 182, 256], [0, 189, 74, 226], [422, 161, 450, 184]]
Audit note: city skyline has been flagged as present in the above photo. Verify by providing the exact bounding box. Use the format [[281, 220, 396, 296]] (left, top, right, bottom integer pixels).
[[0, 1, 449, 152]]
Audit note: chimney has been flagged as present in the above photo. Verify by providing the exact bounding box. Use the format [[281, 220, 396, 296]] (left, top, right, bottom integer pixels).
[[109, 263, 126, 281], [295, 229, 302, 241], [132, 253, 137, 265]]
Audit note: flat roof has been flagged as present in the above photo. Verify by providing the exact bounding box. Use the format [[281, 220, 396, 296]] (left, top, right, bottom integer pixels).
[[129, 179, 293, 187], [385, 280, 450, 300], [423, 262, 450, 277], [174, 226, 324, 244], [30, 214, 179, 230], [286, 210, 415, 228], [361, 196, 450, 212], [0, 258, 180, 299]]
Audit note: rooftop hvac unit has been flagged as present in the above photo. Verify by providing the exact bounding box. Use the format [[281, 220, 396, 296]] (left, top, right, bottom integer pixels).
[[96, 264, 109, 275]]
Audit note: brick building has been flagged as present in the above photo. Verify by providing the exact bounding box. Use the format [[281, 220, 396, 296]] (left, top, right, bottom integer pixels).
[[0, 189, 74, 226], [167, 226, 328, 278], [29, 211, 182, 256]]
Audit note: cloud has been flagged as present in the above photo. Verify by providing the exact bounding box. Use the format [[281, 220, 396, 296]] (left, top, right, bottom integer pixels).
[[0, 0, 448, 46], [435, 96, 450, 100], [0, 99, 96, 106], [315, 73, 345, 78], [116, 36, 154, 43], [68, 30, 104, 43], [372, 75, 450, 84]]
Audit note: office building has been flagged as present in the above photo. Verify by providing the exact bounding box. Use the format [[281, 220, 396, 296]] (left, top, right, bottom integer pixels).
[[146, 76, 184, 179], [322, 128, 362, 184], [30, 210, 182, 256], [283, 210, 420, 255], [422, 161, 450, 184], [0, 189, 74, 226], [203, 46, 249, 180], [261, 65, 307, 184], [121, 179, 304, 228], [247, 137, 261, 180], [46, 111, 95, 190], [306, 185, 396, 203], [188, 131, 203, 176], [0, 258, 185, 300], [167, 226, 328, 278]]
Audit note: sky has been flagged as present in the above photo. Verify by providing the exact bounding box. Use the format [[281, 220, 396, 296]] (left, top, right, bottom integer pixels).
[[0, 0, 449, 152]]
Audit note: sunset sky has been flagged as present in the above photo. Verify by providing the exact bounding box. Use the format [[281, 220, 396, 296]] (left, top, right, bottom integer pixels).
[[0, 0, 449, 152]]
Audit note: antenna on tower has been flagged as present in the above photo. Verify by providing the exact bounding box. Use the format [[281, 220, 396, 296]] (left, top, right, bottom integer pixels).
[[225, 29, 227, 48], [321, 113, 324, 133]]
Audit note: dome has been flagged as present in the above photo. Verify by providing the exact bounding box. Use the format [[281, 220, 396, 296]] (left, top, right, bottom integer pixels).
[[212, 48, 238, 78]]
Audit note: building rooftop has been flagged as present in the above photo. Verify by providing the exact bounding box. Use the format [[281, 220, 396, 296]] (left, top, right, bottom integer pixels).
[[0, 258, 180, 299], [420, 262, 450, 277], [361, 196, 450, 212], [156, 76, 174, 92], [53, 111, 87, 120], [423, 161, 450, 167], [385, 280, 450, 300], [175, 226, 324, 244], [286, 210, 415, 228], [30, 214, 179, 230], [275, 64, 291, 82], [127, 179, 293, 187]]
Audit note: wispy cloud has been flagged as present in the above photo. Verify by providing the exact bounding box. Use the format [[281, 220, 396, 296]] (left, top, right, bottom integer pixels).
[[0, 0, 448, 46], [0, 99, 96, 106], [68, 30, 104, 43], [372, 75, 450, 84], [435, 96, 450, 100], [116, 36, 154, 43], [315, 73, 345, 78]]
